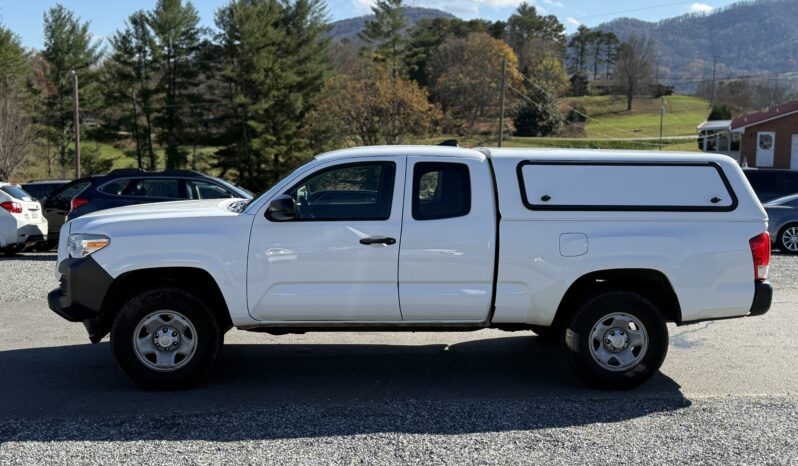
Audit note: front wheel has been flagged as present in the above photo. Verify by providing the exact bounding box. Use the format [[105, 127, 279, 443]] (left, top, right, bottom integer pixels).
[[110, 288, 224, 389], [777, 224, 798, 254], [564, 291, 668, 390]]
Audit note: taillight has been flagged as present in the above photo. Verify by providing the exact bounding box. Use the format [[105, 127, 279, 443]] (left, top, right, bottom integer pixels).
[[71, 197, 89, 210], [749, 232, 770, 281], [0, 201, 22, 214]]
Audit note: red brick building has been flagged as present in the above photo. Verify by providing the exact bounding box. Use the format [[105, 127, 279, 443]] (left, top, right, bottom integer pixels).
[[731, 100, 798, 169]]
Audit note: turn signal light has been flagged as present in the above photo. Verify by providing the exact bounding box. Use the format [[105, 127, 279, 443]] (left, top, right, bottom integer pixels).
[[749, 232, 770, 281]]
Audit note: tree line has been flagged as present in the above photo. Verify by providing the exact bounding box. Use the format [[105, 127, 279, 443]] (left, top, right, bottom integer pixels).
[[0, 0, 660, 190]]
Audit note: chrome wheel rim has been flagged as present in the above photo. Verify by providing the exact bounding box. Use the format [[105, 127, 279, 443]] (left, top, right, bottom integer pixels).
[[133, 311, 197, 372], [588, 312, 648, 372], [782, 227, 798, 252]]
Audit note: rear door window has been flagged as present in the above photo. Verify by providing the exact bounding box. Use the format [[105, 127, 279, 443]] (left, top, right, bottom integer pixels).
[[412, 162, 471, 220], [123, 179, 181, 199]]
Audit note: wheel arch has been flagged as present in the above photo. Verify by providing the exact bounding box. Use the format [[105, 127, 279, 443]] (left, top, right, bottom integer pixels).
[[91, 267, 233, 343], [551, 268, 682, 331]]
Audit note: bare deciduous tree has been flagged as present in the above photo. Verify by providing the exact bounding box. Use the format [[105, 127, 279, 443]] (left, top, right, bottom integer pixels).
[[615, 34, 656, 111], [0, 96, 34, 181]]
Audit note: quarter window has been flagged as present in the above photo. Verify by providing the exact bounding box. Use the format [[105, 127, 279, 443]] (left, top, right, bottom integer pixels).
[[186, 180, 234, 199], [412, 162, 471, 220], [285, 162, 395, 220]]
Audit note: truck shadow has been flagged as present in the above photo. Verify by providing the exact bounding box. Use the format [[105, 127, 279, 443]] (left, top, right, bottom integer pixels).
[[0, 335, 689, 442]]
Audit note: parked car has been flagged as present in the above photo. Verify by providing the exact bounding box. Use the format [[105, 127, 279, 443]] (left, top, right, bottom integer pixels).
[[21, 180, 70, 201], [0, 183, 47, 255], [764, 193, 798, 253], [743, 168, 798, 203], [41, 169, 252, 250], [49, 146, 771, 390]]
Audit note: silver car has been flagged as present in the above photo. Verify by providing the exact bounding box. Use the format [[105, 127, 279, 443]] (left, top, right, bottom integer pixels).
[[765, 194, 798, 253]]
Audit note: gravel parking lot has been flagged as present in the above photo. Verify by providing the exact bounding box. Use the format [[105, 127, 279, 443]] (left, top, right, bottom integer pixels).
[[1, 252, 797, 464]]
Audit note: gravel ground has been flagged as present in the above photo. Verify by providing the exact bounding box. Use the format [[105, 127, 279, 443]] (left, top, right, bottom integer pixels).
[[0, 253, 58, 302], [1, 251, 797, 464], [1, 397, 797, 464]]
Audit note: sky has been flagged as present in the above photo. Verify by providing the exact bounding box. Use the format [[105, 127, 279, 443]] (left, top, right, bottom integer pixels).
[[0, 0, 741, 50]]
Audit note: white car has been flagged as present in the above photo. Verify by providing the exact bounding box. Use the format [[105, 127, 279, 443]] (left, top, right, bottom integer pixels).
[[49, 146, 772, 390], [0, 183, 48, 255]]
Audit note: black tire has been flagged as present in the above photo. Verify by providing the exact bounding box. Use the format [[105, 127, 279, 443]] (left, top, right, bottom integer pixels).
[[0, 244, 25, 256], [110, 288, 224, 389], [776, 223, 798, 254], [564, 291, 668, 390]]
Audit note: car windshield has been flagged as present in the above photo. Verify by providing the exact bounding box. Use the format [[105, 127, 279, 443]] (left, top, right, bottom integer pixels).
[[1, 185, 33, 201]]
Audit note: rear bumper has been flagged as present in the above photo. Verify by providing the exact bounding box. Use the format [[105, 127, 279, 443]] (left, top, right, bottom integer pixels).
[[749, 280, 773, 316], [17, 222, 48, 244], [48, 257, 113, 341]]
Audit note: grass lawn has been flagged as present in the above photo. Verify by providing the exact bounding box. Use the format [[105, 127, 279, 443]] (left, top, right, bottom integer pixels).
[[562, 95, 711, 139]]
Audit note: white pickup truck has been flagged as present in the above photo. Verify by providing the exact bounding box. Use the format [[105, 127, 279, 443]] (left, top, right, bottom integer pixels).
[[49, 145, 772, 389]]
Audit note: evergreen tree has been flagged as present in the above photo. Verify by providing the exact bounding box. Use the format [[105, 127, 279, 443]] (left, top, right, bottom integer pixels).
[[213, 0, 329, 190], [104, 11, 157, 169], [38, 5, 102, 178], [511, 88, 562, 137], [601, 32, 619, 79], [506, 3, 565, 52], [147, 0, 204, 169], [358, 0, 406, 78], [404, 18, 450, 87], [568, 25, 592, 73]]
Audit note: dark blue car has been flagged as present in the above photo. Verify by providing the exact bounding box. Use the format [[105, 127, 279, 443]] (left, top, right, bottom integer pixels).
[[41, 169, 252, 249]]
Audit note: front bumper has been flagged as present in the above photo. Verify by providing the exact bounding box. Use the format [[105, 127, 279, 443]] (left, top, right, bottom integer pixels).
[[749, 280, 773, 316], [48, 257, 114, 341]]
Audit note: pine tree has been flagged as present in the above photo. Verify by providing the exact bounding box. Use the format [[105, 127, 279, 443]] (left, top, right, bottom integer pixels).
[[0, 26, 33, 181], [147, 0, 204, 169], [213, 0, 329, 190], [38, 5, 102, 178], [359, 0, 406, 78], [104, 11, 157, 169]]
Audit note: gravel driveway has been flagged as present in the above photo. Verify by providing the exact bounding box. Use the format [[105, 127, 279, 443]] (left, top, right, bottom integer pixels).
[[1, 252, 797, 464]]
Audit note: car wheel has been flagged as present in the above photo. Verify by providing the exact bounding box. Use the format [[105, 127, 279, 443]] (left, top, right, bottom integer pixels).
[[564, 291, 668, 390], [0, 244, 25, 256], [110, 288, 224, 389], [777, 224, 798, 254]]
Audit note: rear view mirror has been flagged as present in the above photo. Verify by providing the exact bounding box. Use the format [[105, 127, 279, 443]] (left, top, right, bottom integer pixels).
[[265, 195, 297, 221]]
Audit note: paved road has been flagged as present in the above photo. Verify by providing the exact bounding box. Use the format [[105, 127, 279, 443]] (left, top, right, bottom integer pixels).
[[1, 253, 797, 463]]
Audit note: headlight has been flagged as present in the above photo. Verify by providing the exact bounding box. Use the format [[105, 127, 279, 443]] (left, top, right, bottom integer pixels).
[[68, 234, 110, 258]]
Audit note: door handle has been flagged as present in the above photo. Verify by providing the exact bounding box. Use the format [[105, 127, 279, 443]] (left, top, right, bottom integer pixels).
[[359, 236, 397, 245]]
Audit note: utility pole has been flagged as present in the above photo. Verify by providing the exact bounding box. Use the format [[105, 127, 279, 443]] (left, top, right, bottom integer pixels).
[[710, 56, 717, 106], [659, 97, 666, 151], [498, 58, 507, 147], [72, 70, 81, 179]]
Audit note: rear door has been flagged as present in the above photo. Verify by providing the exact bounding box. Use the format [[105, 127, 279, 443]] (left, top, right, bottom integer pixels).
[[398, 157, 497, 321]]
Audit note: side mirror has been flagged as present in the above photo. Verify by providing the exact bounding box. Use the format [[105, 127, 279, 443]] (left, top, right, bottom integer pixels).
[[265, 194, 297, 221]]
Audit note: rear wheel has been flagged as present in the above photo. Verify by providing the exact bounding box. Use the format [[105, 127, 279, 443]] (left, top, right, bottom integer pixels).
[[564, 291, 668, 390], [777, 224, 798, 254], [110, 288, 223, 389]]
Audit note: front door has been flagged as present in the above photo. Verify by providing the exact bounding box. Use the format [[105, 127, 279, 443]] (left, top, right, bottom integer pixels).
[[791, 135, 798, 170], [756, 132, 775, 167], [247, 157, 406, 321]]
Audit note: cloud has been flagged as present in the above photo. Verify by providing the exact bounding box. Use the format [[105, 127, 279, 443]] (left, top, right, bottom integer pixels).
[[566, 17, 581, 26], [351, 0, 375, 13], [687, 2, 714, 13], [542, 0, 566, 7]]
